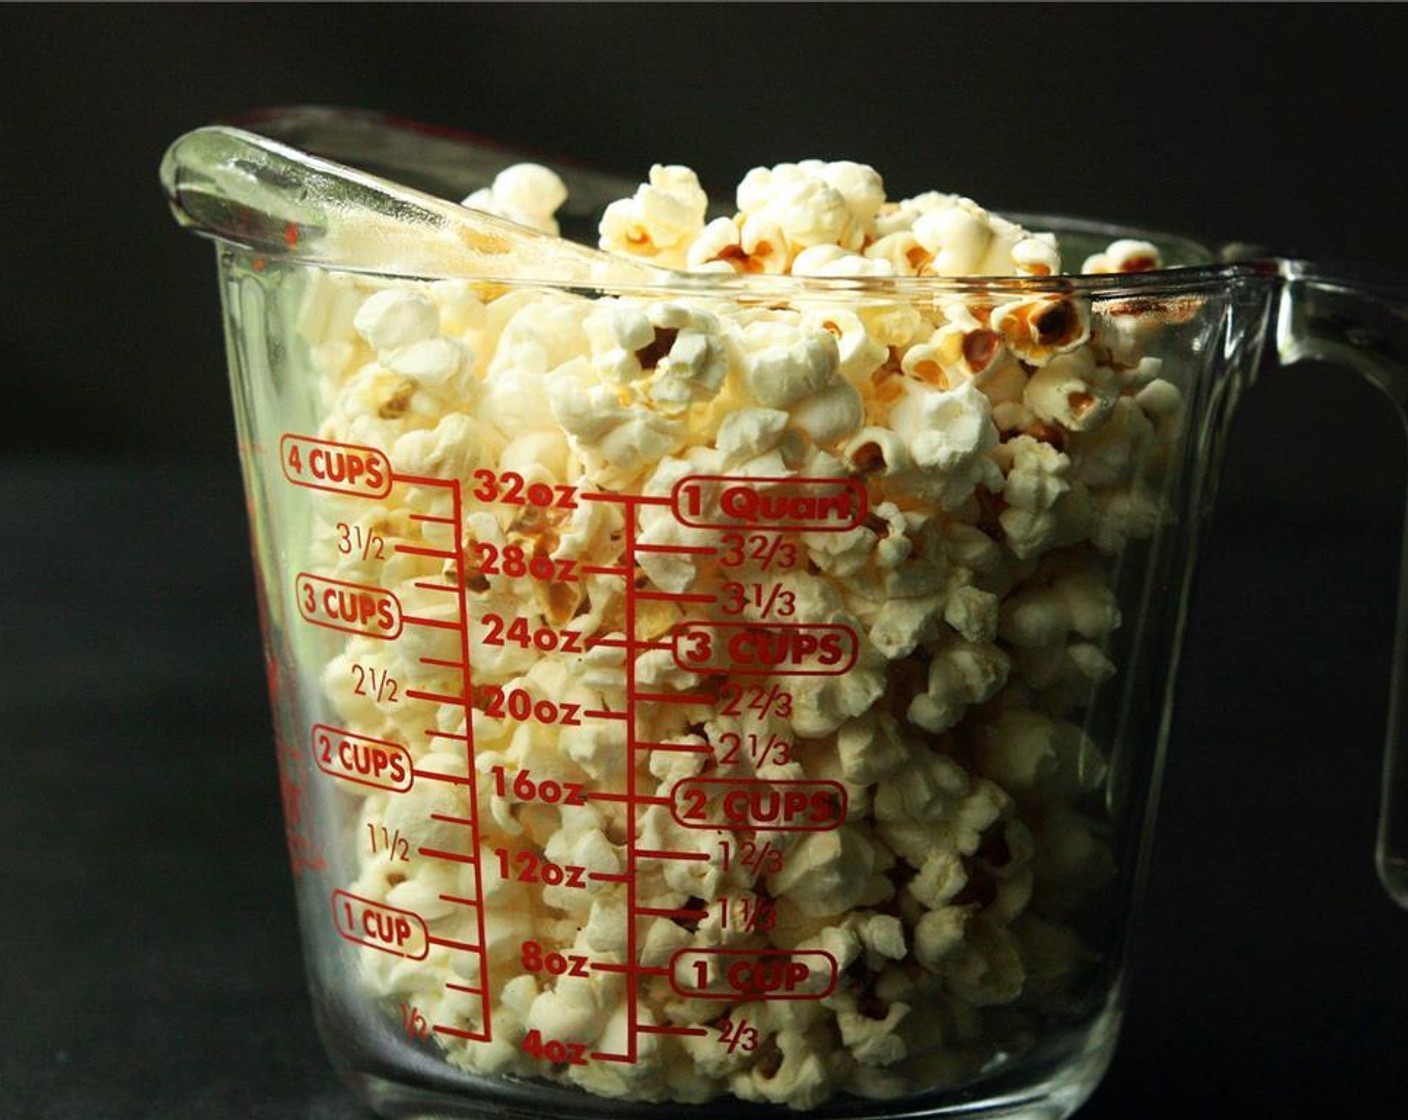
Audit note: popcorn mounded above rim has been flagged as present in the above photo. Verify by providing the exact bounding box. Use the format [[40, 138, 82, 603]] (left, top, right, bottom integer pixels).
[[163, 108, 1408, 1120]]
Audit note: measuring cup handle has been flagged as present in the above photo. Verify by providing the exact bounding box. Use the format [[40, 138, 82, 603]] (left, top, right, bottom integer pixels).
[[1276, 259, 1408, 907]]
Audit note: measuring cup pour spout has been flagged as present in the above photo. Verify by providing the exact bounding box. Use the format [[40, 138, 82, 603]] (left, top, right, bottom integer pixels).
[[165, 107, 1408, 1120], [159, 113, 668, 286]]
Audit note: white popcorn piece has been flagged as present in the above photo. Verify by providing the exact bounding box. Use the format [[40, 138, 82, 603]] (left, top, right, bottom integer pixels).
[[599, 164, 710, 268], [354, 288, 440, 352], [973, 709, 1107, 796], [990, 295, 1092, 366], [1081, 238, 1162, 275], [888, 380, 1003, 509], [906, 638, 1010, 733], [1024, 349, 1120, 433], [462, 163, 569, 236]]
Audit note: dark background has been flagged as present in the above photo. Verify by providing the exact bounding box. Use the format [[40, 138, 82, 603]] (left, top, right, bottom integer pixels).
[[4, 5, 1408, 1119]]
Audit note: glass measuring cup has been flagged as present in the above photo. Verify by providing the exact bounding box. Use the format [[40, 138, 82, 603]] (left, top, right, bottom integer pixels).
[[162, 109, 1408, 1120]]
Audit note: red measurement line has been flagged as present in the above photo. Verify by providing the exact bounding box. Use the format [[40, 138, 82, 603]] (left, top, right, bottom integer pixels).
[[636, 590, 717, 603], [418, 656, 464, 668], [633, 691, 713, 705], [591, 960, 671, 976], [580, 564, 630, 576], [419, 846, 479, 865], [586, 636, 671, 651], [451, 480, 492, 1043], [635, 543, 716, 555], [402, 615, 464, 632], [444, 981, 486, 995], [635, 740, 713, 753], [427, 934, 483, 952], [589, 792, 668, 807], [392, 472, 455, 488], [590, 1052, 634, 1063], [410, 512, 456, 524], [583, 708, 628, 721], [434, 1024, 491, 1042], [624, 489, 640, 1063], [430, 812, 477, 827], [636, 905, 708, 920], [579, 492, 671, 507], [438, 893, 482, 909], [424, 730, 468, 742], [587, 871, 630, 883], [639, 1023, 708, 1037], [405, 688, 465, 704], [395, 544, 458, 559], [412, 581, 459, 594], [637, 848, 710, 862], [413, 768, 472, 785]]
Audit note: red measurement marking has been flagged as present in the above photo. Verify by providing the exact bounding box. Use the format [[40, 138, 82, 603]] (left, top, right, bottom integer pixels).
[[296, 574, 402, 638], [582, 707, 628, 721], [395, 543, 459, 560], [402, 615, 464, 633], [404, 687, 464, 705], [427, 934, 484, 952], [639, 1023, 709, 1037], [434, 1023, 491, 1042], [720, 681, 792, 720], [634, 542, 718, 556], [726, 896, 777, 933], [671, 777, 847, 832], [412, 767, 472, 786], [418, 846, 479, 865], [637, 905, 710, 921], [718, 532, 798, 572], [636, 590, 717, 604], [671, 475, 867, 532], [632, 690, 714, 706], [672, 621, 859, 676], [281, 434, 392, 498], [636, 739, 714, 754], [428, 812, 478, 827], [671, 949, 838, 1001], [578, 491, 671, 506], [636, 848, 711, 862], [438, 893, 482, 909], [717, 1018, 760, 1053], [312, 725, 413, 792], [284, 221, 299, 247], [333, 890, 428, 959]]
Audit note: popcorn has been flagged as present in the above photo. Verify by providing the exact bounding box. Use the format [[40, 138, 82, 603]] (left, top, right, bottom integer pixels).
[[991, 295, 1091, 366], [598, 165, 710, 268], [1081, 238, 1162, 275], [289, 151, 1190, 1111], [887, 380, 1003, 509], [462, 163, 569, 236], [1024, 348, 1119, 433]]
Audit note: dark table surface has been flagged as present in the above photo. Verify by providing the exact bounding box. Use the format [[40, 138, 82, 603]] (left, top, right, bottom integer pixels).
[[5, 443, 1408, 1119]]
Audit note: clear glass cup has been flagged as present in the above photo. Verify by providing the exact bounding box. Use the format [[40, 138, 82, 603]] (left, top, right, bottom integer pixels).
[[162, 110, 1408, 1120]]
